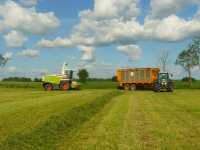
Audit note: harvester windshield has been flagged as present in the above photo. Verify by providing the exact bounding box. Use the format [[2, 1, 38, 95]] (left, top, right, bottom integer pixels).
[[61, 62, 73, 79]]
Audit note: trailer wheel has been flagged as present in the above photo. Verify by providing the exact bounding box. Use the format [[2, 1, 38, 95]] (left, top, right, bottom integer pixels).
[[130, 84, 136, 91], [124, 84, 130, 90], [60, 82, 70, 91], [44, 83, 53, 91]]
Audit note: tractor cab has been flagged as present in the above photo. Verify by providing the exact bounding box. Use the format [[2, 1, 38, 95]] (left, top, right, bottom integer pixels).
[[154, 73, 174, 92], [158, 73, 170, 85]]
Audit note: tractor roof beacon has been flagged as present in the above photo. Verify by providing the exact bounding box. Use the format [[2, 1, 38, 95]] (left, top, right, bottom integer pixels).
[[42, 63, 80, 91]]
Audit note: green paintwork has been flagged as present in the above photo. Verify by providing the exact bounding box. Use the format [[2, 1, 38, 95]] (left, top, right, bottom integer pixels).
[[42, 75, 62, 84]]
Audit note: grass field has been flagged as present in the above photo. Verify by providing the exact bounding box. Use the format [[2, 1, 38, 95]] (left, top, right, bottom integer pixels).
[[0, 87, 199, 150], [0, 80, 200, 90]]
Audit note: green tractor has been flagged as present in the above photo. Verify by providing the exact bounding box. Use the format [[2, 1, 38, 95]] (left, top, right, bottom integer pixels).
[[42, 63, 80, 91], [154, 73, 174, 92]]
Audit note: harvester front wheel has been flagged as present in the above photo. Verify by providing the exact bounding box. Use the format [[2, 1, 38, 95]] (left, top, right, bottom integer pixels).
[[60, 82, 70, 91], [44, 83, 53, 91]]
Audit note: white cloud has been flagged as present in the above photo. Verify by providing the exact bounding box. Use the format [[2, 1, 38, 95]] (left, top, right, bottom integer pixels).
[[0, 1, 60, 35], [4, 30, 27, 48], [149, 0, 199, 18], [168, 65, 183, 79], [37, 37, 72, 48], [143, 15, 200, 42], [78, 45, 95, 62], [3, 52, 13, 60], [117, 45, 142, 61], [18, 49, 40, 58], [0, 66, 17, 73], [19, 0, 38, 7], [80, 0, 140, 20], [37, 0, 200, 62]]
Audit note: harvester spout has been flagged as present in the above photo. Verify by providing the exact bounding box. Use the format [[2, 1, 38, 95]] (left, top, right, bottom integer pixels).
[[62, 62, 68, 75]]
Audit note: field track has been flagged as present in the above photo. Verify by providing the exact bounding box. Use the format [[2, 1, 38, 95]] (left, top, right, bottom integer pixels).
[[0, 88, 199, 149]]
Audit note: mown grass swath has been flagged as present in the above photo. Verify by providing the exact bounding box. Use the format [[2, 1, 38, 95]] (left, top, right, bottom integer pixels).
[[0, 90, 122, 150]]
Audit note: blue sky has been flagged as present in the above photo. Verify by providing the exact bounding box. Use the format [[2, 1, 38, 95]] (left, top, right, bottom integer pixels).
[[0, 0, 200, 79]]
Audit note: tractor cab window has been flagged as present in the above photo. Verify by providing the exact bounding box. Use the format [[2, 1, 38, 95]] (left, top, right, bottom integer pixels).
[[158, 73, 168, 80]]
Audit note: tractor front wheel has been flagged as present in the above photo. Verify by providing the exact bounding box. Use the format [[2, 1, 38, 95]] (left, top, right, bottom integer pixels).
[[60, 82, 70, 91], [154, 83, 161, 92], [44, 83, 53, 91]]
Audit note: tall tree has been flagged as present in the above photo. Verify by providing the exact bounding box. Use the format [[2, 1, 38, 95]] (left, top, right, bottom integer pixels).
[[77, 69, 89, 83], [158, 49, 170, 72], [176, 44, 199, 86]]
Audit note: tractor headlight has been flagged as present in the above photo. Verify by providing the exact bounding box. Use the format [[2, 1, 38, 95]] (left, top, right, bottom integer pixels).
[[162, 79, 167, 85]]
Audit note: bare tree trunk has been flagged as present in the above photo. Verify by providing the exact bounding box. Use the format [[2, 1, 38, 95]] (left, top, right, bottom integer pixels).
[[188, 66, 192, 87]]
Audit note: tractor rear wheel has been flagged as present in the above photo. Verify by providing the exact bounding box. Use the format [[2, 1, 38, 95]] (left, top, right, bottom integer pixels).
[[44, 83, 53, 91], [60, 82, 70, 91], [167, 82, 174, 92]]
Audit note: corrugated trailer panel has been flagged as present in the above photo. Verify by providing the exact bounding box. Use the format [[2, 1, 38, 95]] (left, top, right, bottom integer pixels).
[[116, 68, 160, 84]]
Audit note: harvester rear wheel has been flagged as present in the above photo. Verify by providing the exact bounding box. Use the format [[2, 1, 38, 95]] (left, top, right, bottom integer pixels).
[[60, 82, 70, 91], [44, 83, 53, 91]]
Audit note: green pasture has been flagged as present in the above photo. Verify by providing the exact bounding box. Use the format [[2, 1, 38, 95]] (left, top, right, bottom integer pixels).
[[0, 87, 199, 149]]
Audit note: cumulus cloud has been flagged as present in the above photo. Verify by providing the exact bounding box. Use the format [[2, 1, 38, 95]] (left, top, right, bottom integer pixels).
[[18, 49, 40, 58], [37, 37, 73, 48], [117, 45, 142, 61], [149, 0, 199, 18], [80, 0, 140, 20], [37, 0, 200, 62], [0, 1, 60, 35], [143, 15, 200, 42], [19, 0, 38, 7], [0, 66, 17, 73], [4, 30, 27, 48], [3, 52, 13, 60], [78, 46, 95, 62]]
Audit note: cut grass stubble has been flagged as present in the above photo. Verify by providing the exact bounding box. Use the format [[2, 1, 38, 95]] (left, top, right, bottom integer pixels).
[[0, 90, 122, 150]]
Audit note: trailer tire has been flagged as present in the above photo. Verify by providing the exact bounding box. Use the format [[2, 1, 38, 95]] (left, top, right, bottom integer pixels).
[[124, 84, 130, 90], [130, 84, 136, 91]]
